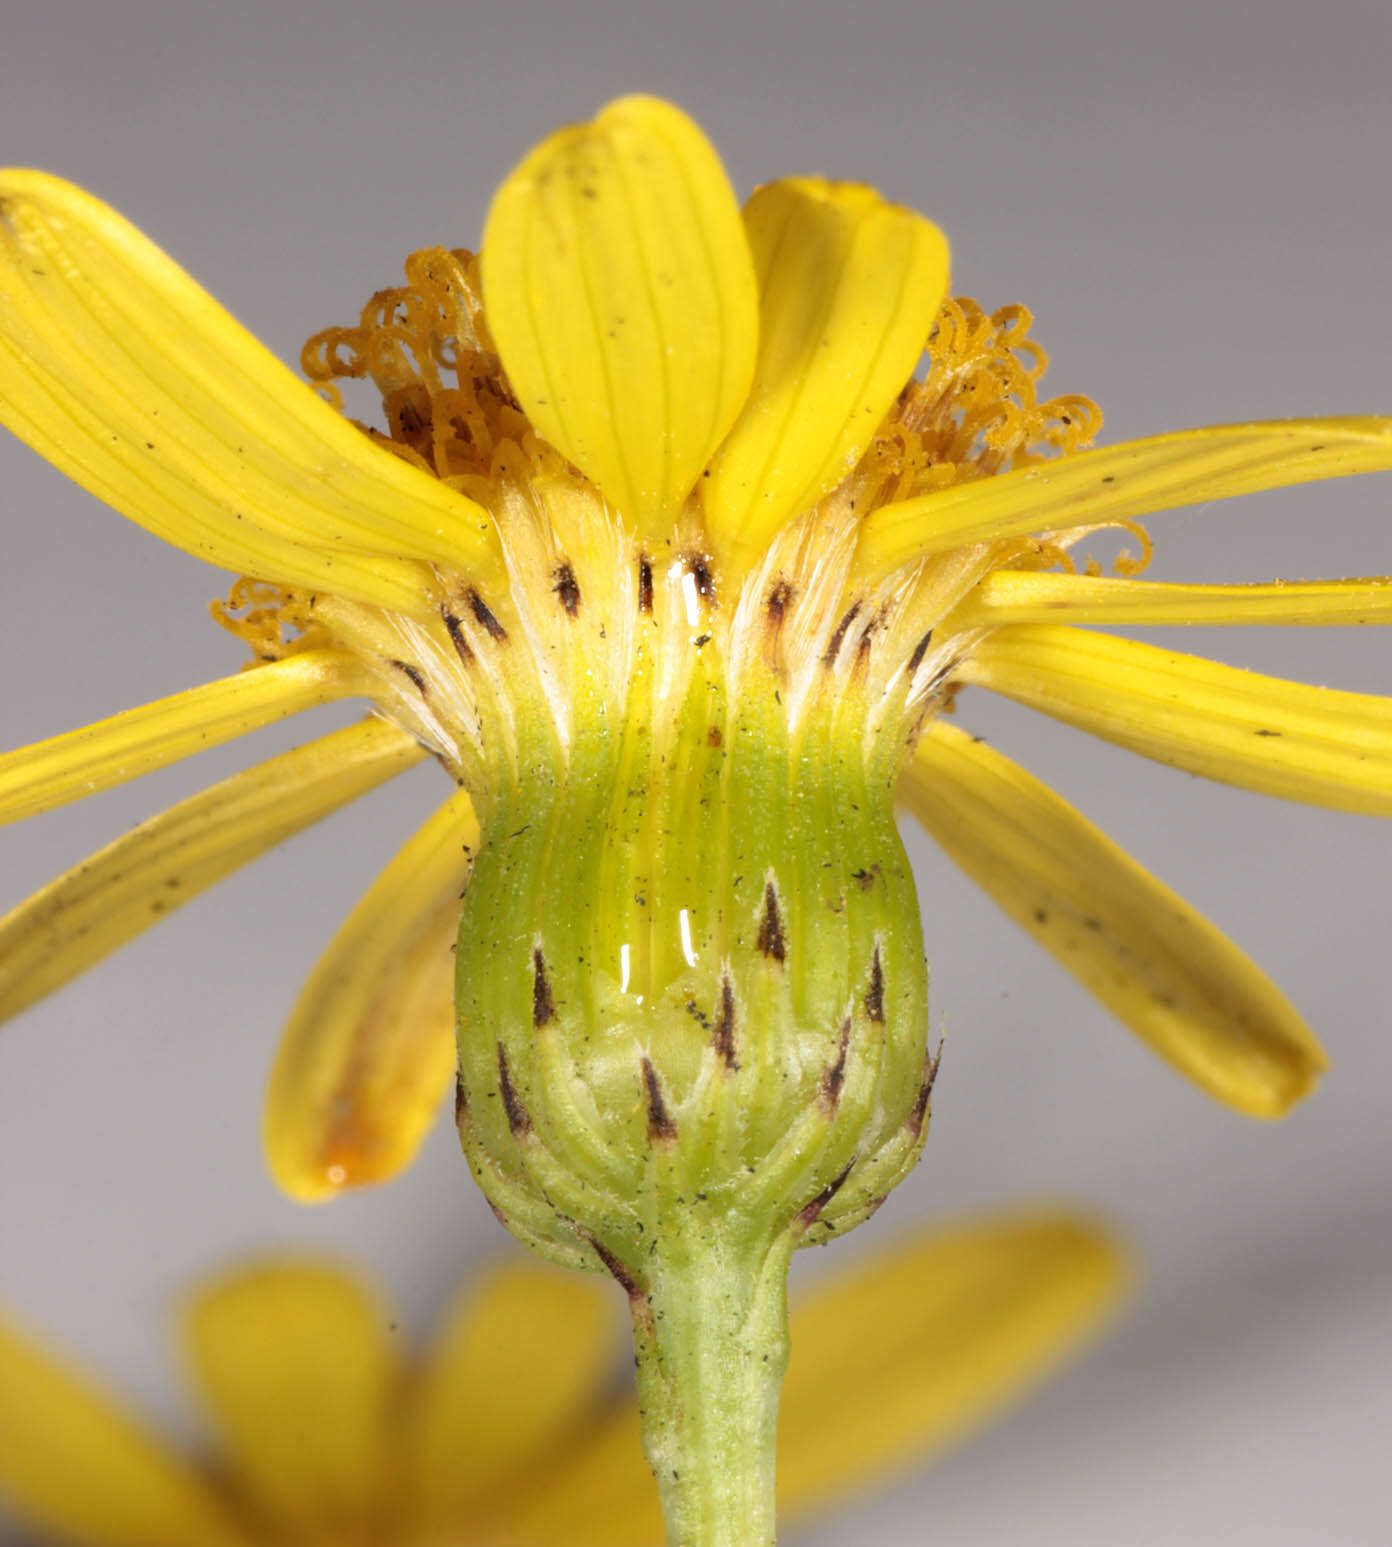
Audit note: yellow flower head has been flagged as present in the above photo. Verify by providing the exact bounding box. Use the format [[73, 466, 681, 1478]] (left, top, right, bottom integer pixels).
[[0, 1212, 1126, 1547], [4, 90, 1386, 1547], [2, 93, 1392, 1219], [2, 96, 1389, 1216]]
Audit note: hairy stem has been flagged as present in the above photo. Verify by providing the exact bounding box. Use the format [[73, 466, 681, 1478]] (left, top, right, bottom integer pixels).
[[630, 1214, 795, 1547]]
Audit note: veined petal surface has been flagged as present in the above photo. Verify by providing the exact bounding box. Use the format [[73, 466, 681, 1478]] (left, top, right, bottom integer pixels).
[[959, 624, 1392, 815], [955, 570, 1392, 628], [0, 1309, 248, 1547], [495, 1213, 1126, 1547], [481, 95, 758, 536], [858, 417, 1392, 575], [182, 1262, 394, 1540], [0, 649, 368, 826], [0, 718, 422, 1025], [404, 1261, 614, 1529], [0, 171, 499, 609], [902, 721, 1328, 1115], [264, 786, 478, 1201], [706, 177, 948, 571]]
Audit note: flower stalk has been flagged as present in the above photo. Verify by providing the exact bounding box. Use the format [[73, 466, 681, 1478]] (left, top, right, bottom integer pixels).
[[630, 1215, 794, 1547]]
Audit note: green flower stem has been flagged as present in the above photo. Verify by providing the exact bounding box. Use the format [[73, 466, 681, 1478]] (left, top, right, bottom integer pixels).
[[632, 1214, 794, 1547]]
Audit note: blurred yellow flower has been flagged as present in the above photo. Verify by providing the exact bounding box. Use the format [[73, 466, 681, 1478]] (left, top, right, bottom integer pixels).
[[0, 1211, 1125, 1547]]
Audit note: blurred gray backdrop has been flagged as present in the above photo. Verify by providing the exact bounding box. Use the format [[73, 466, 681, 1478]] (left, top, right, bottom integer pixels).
[[2, 2, 1390, 1543]]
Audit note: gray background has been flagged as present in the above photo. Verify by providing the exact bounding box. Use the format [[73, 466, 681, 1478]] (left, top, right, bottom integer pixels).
[[2, 2, 1390, 1542]]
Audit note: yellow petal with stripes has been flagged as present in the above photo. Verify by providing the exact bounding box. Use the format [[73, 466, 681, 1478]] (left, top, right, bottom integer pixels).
[[493, 1213, 1126, 1547], [0, 649, 367, 827], [182, 1261, 394, 1539], [706, 177, 948, 572], [481, 95, 758, 538], [954, 569, 1392, 628], [0, 171, 499, 609], [263, 786, 478, 1201], [0, 1306, 248, 1547], [404, 1260, 615, 1530], [958, 624, 1392, 816], [0, 718, 422, 1025], [857, 417, 1392, 577], [902, 720, 1327, 1115]]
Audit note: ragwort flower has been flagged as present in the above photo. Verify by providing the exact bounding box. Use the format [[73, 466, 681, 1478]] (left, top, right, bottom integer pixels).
[[0, 1212, 1125, 1547], [2, 93, 1390, 1544]]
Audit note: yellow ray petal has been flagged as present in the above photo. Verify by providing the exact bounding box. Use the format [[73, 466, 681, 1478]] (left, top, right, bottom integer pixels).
[[485, 1403, 658, 1547], [0, 171, 500, 610], [0, 649, 368, 827], [706, 178, 949, 572], [857, 417, 1392, 577], [0, 718, 422, 1026], [957, 623, 1392, 816], [181, 1261, 394, 1539], [954, 569, 1392, 628], [264, 786, 478, 1201], [494, 1212, 1127, 1547], [0, 1306, 248, 1547], [774, 1211, 1128, 1516], [901, 720, 1328, 1115], [404, 1260, 616, 1530], [481, 94, 758, 537]]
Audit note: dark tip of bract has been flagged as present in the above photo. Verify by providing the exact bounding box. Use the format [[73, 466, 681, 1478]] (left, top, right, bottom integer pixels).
[[468, 588, 508, 642], [552, 562, 581, 617], [798, 1157, 855, 1227], [588, 1233, 644, 1301], [497, 1043, 531, 1136], [688, 553, 715, 601], [642, 1056, 678, 1142], [821, 1017, 851, 1109], [442, 607, 474, 664], [390, 658, 427, 695], [909, 1041, 943, 1136], [823, 602, 861, 667], [756, 881, 786, 962], [713, 976, 739, 1068], [531, 947, 556, 1027], [865, 946, 885, 1024]]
